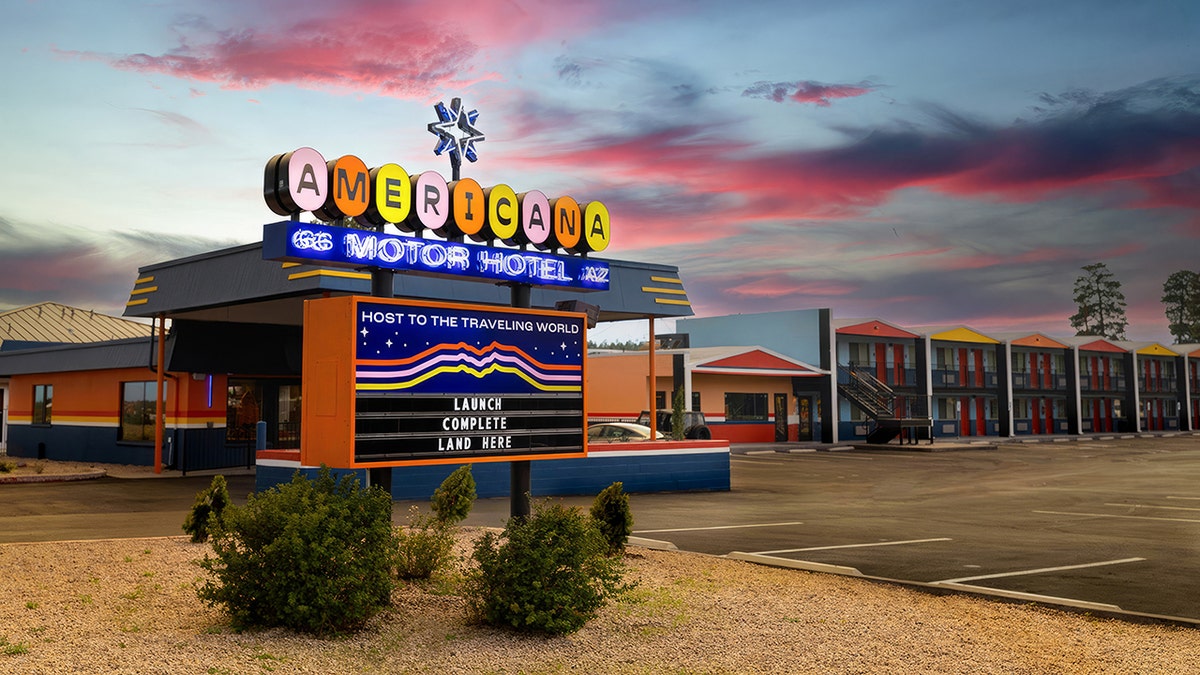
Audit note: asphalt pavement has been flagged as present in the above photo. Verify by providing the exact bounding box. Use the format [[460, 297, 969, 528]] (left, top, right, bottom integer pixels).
[[4, 432, 1200, 623]]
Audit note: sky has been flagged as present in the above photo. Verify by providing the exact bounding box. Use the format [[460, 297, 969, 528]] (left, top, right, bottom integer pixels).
[[2, 0, 1198, 346]]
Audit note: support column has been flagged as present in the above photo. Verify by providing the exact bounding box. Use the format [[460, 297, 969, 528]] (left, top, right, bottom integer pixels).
[[510, 283, 532, 520], [154, 313, 166, 474]]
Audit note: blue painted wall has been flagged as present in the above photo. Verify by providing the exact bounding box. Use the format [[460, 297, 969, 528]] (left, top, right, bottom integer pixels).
[[257, 451, 731, 499], [677, 309, 827, 366]]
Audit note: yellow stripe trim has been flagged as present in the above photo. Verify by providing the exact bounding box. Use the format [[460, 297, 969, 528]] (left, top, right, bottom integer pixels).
[[642, 286, 688, 295], [654, 298, 692, 306], [135, 276, 155, 284], [129, 286, 158, 295], [288, 269, 372, 281], [281, 262, 301, 269], [649, 276, 683, 285], [126, 298, 149, 307]]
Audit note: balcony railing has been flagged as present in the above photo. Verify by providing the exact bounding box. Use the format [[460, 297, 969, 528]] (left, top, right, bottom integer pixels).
[[931, 369, 999, 388], [1080, 375, 1127, 392]]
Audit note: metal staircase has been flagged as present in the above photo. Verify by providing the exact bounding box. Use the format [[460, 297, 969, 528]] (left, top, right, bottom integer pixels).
[[837, 365, 933, 444]]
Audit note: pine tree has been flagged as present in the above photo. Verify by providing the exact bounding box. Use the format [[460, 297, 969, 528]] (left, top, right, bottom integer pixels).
[[1162, 270, 1200, 343], [1069, 263, 1127, 340]]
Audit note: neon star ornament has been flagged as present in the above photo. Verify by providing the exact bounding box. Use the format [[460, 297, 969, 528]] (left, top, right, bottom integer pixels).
[[427, 97, 485, 180]]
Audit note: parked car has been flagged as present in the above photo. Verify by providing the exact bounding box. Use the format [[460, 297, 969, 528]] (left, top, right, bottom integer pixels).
[[587, 422, 663, 443], [635, 410, 712, 440]]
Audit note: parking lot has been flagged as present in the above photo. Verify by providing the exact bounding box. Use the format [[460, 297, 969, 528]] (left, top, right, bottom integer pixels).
[[4, 433, 1200, 622], [617, 434, 1200, 621]]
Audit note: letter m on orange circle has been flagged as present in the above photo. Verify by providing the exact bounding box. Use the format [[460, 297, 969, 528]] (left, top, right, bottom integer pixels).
[[332, 155, 369, 218]]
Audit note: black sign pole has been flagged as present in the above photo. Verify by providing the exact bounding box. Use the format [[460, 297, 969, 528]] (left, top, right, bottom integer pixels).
[[368, 235, 395, 498], [509, 283, 533, 520]]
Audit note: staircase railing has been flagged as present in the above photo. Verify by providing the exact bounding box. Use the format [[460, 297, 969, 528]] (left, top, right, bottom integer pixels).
[[837, 365, 894, 418]]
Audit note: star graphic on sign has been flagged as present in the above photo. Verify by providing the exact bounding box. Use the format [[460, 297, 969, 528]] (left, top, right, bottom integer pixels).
[[560, 342, 567, 351], [427, 97, 485, 164], [385, 339, 393, 348], [360, 327, 369, 337]]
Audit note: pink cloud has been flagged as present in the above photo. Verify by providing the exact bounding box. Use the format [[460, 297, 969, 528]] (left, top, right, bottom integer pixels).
[[726, 277, 858, 298], [743, 80, 877, 106], [63, 0, 615, 98]]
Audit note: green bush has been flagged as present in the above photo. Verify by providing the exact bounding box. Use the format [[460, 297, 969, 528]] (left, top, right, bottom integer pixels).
[[671, 387, 686, 441], [466, 501, 626, 635], [395, 505, 455, 580], [590, 481, 634, 556], [196, 467, 397, 634], [0, 460, 16, 474], [430, 464, 476, 525], [182, 475, 231, 543]]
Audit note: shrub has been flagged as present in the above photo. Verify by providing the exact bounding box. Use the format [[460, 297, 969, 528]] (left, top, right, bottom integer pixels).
[[590, 481, 634, 556], [430, 465, 476, 525], [0, 461, 16, 474], [182, 475, 231, 543], [466, 501, 626, 635], [196, 467, 397, 634], [670, 387, 686, 441], [394, 505, 455, 580]]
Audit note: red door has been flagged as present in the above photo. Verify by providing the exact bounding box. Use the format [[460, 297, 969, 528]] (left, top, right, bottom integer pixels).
[[874, 343, 888, 384], [960, 396, 970, 436], [893, 344, 905, 386], [975, 397, 986, 436], [1031, 397, 1041, 434], [1045, 399, 1054, 434]]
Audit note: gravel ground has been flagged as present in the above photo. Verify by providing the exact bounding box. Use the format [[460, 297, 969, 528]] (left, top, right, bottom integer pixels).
[[3, 531, 1199, 674]]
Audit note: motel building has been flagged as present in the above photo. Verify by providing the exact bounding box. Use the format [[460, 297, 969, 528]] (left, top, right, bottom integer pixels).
[[3, 295, 1199, 488], [0, 135, 755, 499]]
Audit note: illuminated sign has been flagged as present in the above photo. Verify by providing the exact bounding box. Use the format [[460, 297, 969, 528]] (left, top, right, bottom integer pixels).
[[427, 98, 485, 165], [263, 148, 610, 254], [263, 220, 610, 291], [301, 296, 587, 467]]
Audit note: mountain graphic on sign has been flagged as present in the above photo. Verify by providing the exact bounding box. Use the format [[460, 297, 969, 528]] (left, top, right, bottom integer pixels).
[[356, 341, 581, 392]]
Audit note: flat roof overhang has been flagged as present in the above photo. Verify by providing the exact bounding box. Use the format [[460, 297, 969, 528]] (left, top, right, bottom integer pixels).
[[122, 241, 694, 326]]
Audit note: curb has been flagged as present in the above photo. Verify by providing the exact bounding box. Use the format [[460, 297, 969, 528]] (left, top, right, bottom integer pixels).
[[726, 552, 1200, 629], [0, 470, 107, 484]]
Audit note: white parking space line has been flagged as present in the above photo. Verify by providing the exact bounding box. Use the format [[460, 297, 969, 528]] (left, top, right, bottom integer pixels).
[[754, 537, 952, 556], [1034, 509, 1200, 523], [1105, 503, 1200, 512], [635, 521, 804, 534], [1166, 496, 1200, 501], [935, 557, 1145, 584]]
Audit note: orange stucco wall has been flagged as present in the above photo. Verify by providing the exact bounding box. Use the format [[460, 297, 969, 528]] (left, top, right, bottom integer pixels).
[[586, 352, 672, 418], [585, 353, 801, 443], [7, 368, 226, 427]]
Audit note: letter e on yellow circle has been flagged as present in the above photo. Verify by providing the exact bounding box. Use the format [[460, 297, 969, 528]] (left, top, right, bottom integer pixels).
[[362, 163, 410, 227]]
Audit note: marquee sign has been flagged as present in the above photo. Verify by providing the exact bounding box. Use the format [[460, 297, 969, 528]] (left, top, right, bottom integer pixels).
[[264, 221, 609, 290], [263, 147, 610, 254], [301, 296, 588, 467]]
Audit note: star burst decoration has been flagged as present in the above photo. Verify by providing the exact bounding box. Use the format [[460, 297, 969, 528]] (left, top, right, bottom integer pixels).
[[427, 97, 485, 167]]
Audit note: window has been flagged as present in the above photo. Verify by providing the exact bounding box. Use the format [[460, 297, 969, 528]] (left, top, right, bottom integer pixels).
[[32, 384, 53, 425], [848, 343, 871, 367], [277, 385, 302, 445], [724, 393, 768, 422], [120, 381, 165, 442], [691, 391, 701, 412], [655, 390, 667, 410], [226, 380, 263, 443]]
